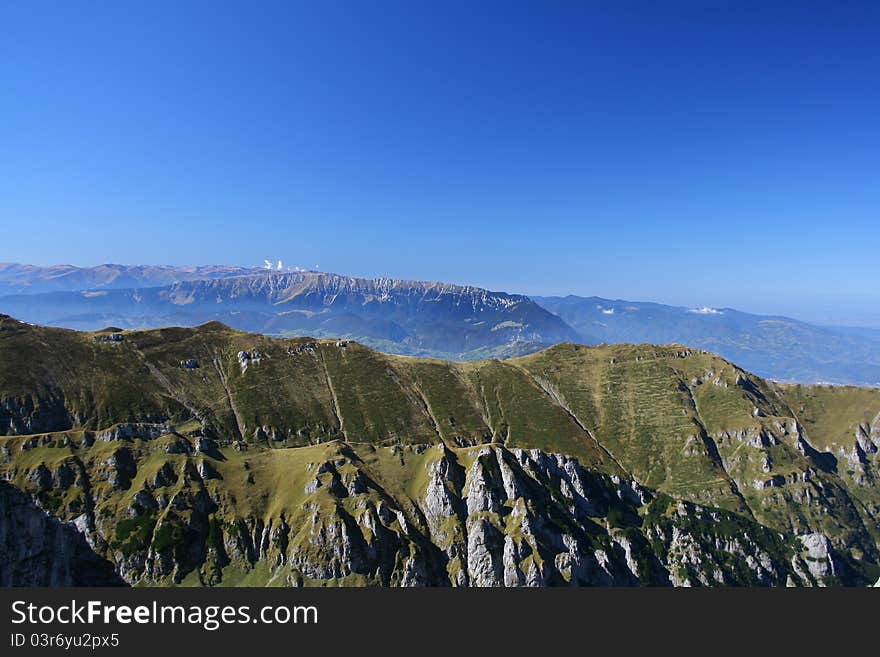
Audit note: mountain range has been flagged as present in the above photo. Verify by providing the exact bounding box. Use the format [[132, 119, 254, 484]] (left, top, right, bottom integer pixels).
[[0, 263, 878, 385], [536, 296, 880, 386], [0, 270, 578, 360], [0, 262, 264, 295], [0, 316, 878, 586]]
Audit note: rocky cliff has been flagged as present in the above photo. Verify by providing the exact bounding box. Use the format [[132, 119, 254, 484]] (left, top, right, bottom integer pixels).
[[0, 482, 124, 586], [0, 437, 843, 586]]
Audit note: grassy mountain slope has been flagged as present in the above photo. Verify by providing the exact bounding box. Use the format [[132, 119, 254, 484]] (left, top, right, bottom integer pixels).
[[1, 315, 878, 585], [517, 344, 880, 561]]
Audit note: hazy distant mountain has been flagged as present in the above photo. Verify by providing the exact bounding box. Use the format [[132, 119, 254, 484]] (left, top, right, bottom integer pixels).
[[534, 295, 880, 386], [0, 263, 264, 295], [0, 271, 579, 359], [1, 262, 879, 384], [829, 325, 880, 344]]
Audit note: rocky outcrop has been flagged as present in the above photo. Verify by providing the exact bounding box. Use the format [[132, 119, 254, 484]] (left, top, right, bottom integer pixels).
[[95, 423, 170, 442], [0, 482, 125, 586], [0, 439, 851, 587], [795, 533, 838, 584], [0, 394, 73, 435]]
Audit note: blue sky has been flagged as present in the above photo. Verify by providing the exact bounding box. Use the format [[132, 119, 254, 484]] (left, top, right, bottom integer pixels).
[[1, 1, 879, 325]]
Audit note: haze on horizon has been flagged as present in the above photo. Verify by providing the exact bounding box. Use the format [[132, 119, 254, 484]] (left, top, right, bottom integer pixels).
[[2, 2, 879, 326]]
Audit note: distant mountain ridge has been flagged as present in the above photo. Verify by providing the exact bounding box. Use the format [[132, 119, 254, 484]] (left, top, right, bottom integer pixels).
[[0, 271, 579, 360], [1, 262, 879, 385], [534, 295, 880, 386], [0, 262, 264, 295]]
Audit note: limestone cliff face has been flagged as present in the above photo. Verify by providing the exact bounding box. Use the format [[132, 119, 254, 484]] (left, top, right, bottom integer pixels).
[[0, 482, 124, 586], [0, 437, 851, 587]]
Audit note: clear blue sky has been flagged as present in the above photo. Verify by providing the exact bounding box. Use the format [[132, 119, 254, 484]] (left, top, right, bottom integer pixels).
[[1, 1, 878, 325]]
